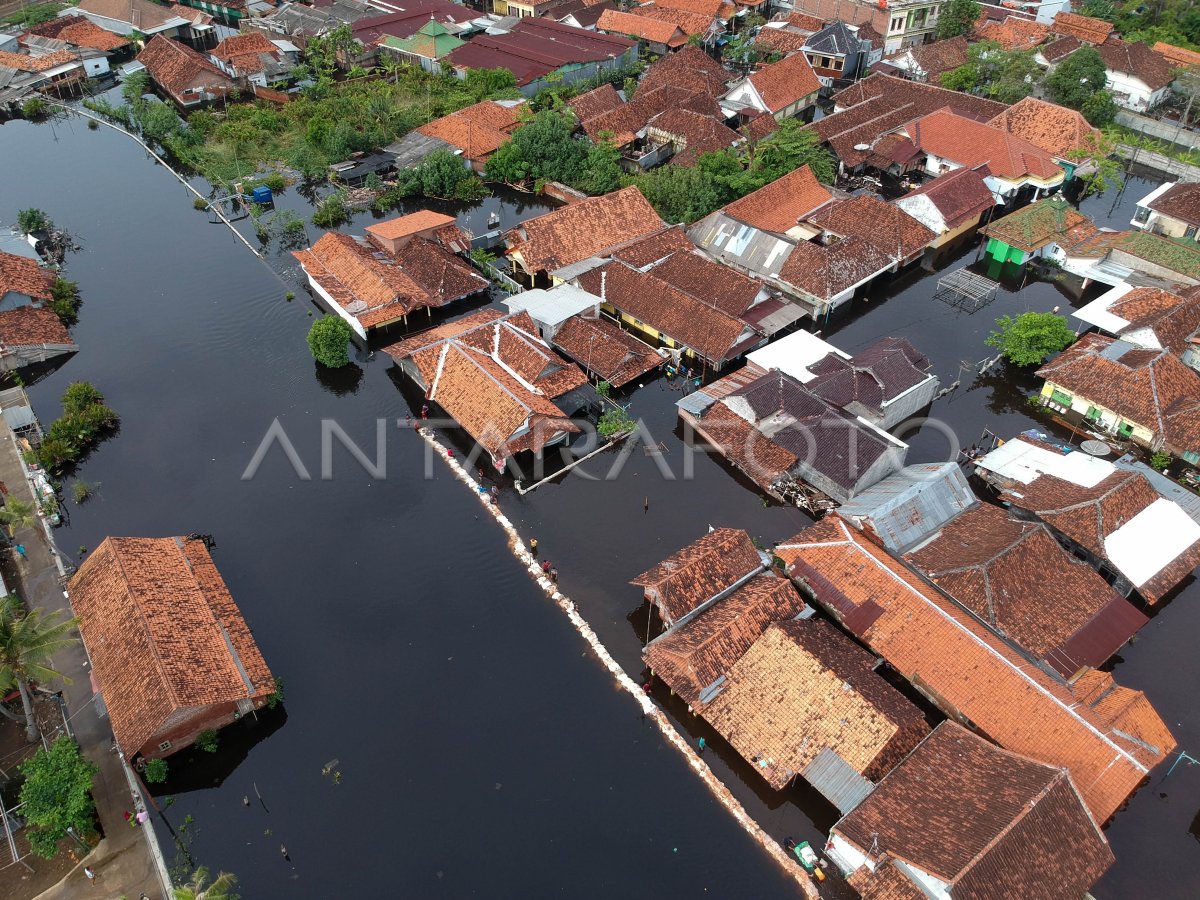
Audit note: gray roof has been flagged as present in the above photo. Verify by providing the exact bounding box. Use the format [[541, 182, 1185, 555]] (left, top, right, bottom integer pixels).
[[804, 21, 860, 57], [383, 131, 455, 169], [688, 212, 795, 280], [802, 746, 876, 814], [1114, 453, 1200, 525], [836, 462, 978, 553]]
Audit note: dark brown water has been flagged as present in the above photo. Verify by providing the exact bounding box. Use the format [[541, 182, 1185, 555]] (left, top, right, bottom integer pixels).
[[4, 112, 1197, 898]]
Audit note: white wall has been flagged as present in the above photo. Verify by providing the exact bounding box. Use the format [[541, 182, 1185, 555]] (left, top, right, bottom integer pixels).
[[1106, 70, 1169, 112], [895, 194, 947, 235], [305, 273, 367, 340]]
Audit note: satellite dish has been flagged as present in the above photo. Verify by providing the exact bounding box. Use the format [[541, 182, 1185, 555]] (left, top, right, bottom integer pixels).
[[853, 143, 870, 151]]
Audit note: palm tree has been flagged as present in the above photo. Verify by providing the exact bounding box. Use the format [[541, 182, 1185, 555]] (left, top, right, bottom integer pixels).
[[0, 596, 77, 742], [173, 867, 239, 900], [0, 497, 35, 538]]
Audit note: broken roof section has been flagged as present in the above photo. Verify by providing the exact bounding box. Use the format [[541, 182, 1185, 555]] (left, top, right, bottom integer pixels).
[[837, 462, 977, 553], [630, 526, 764, 627], [830, 721, 1114, 900], [776, 516, 1175, 823], [550, 313, 663, 388], [905, 503, 1147, 678], [705, 620, 928, 801]]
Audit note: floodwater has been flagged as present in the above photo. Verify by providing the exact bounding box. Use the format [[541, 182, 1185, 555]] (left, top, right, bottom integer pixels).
[[2, 110, 1198, 898]]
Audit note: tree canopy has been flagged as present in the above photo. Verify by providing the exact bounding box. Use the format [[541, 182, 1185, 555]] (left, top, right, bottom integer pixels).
[[174, 867, 239, 900], [19, 736, 98, 859], [937, 0, 981, 39], [16, 208, 51, 235], [986, 312, 1078, 366], [940, 41, 1042, 103], [1046, 47, 1108, 111], [485, 109, 587, 186], [307, 315, 354, 368]]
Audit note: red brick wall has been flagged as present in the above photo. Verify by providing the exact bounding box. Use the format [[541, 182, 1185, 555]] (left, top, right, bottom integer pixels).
[[138, 699, 263, 759]]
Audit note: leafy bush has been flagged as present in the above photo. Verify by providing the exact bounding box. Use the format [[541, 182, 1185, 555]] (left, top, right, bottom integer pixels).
[[72, 480, 96, 504], [50, 277, 80, 323], [597, 408, 635, 438], [143, 758, 168, 784], [36, 382, 119, 472], [21, 97, 48, 120], [985, 312, 1077, 367], [1150, 451, 1172, 471], [17, 208, 51, 235], [307, 315, 354, 368], [195, 729, 219, 753], [19, 737, 98, 859], [266, 676, 285, 710], [192, 196, 209, 210], [311, 193, 348, 228]]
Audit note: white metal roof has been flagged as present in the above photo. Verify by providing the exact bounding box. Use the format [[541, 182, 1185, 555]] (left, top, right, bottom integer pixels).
[[1105, 497, 1200, 587], [746, 329, 848, 383], [502, 283, 599, 327], [1073, 281, 1134, 334], [975, 438, 1113, 489]]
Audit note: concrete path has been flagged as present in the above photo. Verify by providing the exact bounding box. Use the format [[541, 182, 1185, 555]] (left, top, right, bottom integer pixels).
[[0, 419, 170, 900]]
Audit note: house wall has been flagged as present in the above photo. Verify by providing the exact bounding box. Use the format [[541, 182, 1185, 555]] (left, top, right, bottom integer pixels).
[[139, 697, 265, 759], [874, 374, 939, 429], [1108, 247, 1200, 285], [1039, 380, 1157, 447], [1105, 70, 1169, 113], [1145, 212, 1197, 240], [83, 56, 110, 77]]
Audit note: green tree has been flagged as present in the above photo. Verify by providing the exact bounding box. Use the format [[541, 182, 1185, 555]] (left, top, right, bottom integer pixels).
[[485, 109, 587, 186], [143, 757, 169, 783], [62, 381, 105, 416], [0, 497, 35, 537], [16, 207, 51, 235], [939, 41, 1041, 103], [749, 119, 835, 185], [174, 867, 239, 900], [51, 277, 81, 324], [1046, 47, 1108, 110], [937, 0, 981, 38], [417, 149, 476, 198], [307, 315, 354, 368], [464, 67, 518, 101], [1081, 89, 1119, 127], [986, 312, 1077, 366], [629, 164, 729, 224], [18, 736, 97, 858], [575, 137, 622, 195], [0, 596, 77, 743]]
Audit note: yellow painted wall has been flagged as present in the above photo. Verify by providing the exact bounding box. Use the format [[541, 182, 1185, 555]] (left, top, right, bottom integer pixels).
[[1041, 380, 1156, 444]]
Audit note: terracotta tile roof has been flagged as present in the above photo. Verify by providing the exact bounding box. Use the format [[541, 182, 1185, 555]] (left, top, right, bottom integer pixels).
[[77, 0, 212, 29], [634, 3, 715, 35], [908, 107, 1062, 181], [689, 399, 799, 490], [1109, 286, 1200, 352], [775, 516, 1175, 822], [807, 194, 935, 261], [366, 210, 456, 242], [390, 236, 489, 310], [905, 503, 1145, 675], [780, 11, 824, 32], [212, 31, 276, 62], [578, 261, 748, 363], [1051, 11, 1114, 44], [987, 96, 1100, 159], [845, 859, 926, 900], [643, 573, 805, 706], [1097, 38, 1174, 91], [980, 196, 1089, 254], [631, 527, 763, 626], [1154, 40, 1200, 70], [581, 83, 722, 147], [646, 108, 741, 165], [68, 537, 274, 757], [975, 15, 1049, 51], [642, 0, 726, 19], [507, 186, 665, 275], [0, 48, 76, 72], [54, 19, 130, 51], [815, 75, 1007, 169], [754, 25, 809, 55], [740, 111, 779, 142], [806, 335, 931, 414], [722, 164, 832, 234], [551, 313, 662, 387], [778, 234, 894, 303], [416, 99, 525, 161], [645, 248, 763, 316], [597, 9, 686, 46], [0, 250, 54, 301], [1040, 34, 1081, 62], [898, 167, 994, 230], [568, 83, 623, 123], [747, 51, 821, 114], [905, 34, 969, 79], [137, 34, 233, 100], [609, 225, 694, 267], [383, 309, 584, 463], [1002, 467, 1200, 604], [0, 305, 73, 349], [1147, 181, 1200, 226], [1037, 332, 1200, 453], [833, 722, 1114, 898], [638, 44, 729, 96], [706, 620, 928, 790]]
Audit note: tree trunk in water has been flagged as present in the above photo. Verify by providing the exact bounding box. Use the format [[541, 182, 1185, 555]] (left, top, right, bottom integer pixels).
[[18, 680, 37, 743]]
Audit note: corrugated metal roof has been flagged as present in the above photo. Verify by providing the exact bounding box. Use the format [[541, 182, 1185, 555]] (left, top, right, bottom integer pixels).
[[837, 463, 977, 552], [688, 212, 795, 279], [1114, 454, 1200, 525], [803, 746, 876, 814], [1045, 593, 1148, 679], [502, 283, 599, 328]]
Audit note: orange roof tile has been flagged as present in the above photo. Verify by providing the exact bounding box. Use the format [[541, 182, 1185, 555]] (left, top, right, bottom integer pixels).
[[776, 517, 1174, 823], [642, 0, 726, 18], [68, 537, 274, 757], [722, 164, 832, 234], [366, 210, 456, 242], [416, 99, 526, 160], [551, 313, 663, 387], [705, 620, 928, 789], [747, 51, 820, 114], [638, 44, 729, 96], [0, 305, 73, 348], [1154, 40, 1200, 70], [631, 527, 763, 626], [1051, 11, 1114, 44], [975, 15, 1049, 51], [55, 18, 129, 52], [987, 96, 1101, 159], [908, 107, 1062, 181], [635, 4, 715, 36], [0, 48, 76, 72], [505, 186, 665, 274], [0, 250, 54, 301], [597, 8, 687, 46], [137, 34, 233, 100]]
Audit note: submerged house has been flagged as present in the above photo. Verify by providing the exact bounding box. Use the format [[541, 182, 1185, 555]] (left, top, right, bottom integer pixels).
[[382, 309, 589, 470], [1073, 284, 1200, 358], [722, 50, 822, 121], [894, 166, 995, 252], [1132, 181, 1200, 241], [828, 722, 1115, 899], [68, 536, 275, 760], [137, 34, 237, 109], [412, 99, 526, 172], [0, 249, 76, 370], [986, 96, 1101, 182], [974, 435, 1200, 603], [776, 517, 1176, 824], [704, 620, 929, 808], [292, 226, 487, 339], [836, 462, 978, 553], [905, 503, 1148, 679]]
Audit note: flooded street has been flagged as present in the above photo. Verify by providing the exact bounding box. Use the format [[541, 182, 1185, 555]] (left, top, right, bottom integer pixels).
[[2, 109, 1198, 898]]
